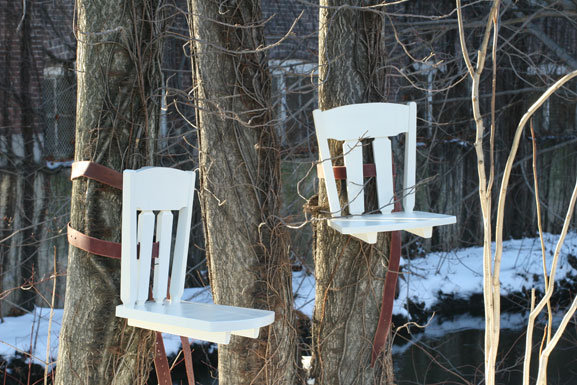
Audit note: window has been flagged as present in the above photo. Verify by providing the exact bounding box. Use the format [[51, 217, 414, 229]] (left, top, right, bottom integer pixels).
[[271, 60, 317, 155]]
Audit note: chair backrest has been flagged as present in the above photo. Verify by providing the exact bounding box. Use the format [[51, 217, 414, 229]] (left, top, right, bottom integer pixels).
[[120, 167, 196, 307], [313, 102, 416, 217]]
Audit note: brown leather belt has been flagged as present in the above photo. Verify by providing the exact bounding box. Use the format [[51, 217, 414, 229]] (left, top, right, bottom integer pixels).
[[71, 160, 123, 190], [154, 334, 196, 385], [68, 161, 195, 385], [154, 332, 172, 385], [67, 223, 160, 260], [180, 336, 196, 384], [67, 223, 122, 259], [68, 160, 124, 258], [371, 227, 401, 365]]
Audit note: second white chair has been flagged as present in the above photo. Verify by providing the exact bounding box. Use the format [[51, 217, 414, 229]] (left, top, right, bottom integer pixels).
[[313, 102, 456, 244]]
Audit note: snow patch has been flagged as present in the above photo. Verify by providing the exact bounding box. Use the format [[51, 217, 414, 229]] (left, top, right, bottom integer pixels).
[[0, 307, 61, 366], [396, 233, 577, 317], [293, 270, 315, 318]]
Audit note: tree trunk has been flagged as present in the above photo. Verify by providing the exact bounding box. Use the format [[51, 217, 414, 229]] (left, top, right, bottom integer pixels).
[[310, 1, 394, 384], [188, 1, 298, 384], [55, 1, 163, 384]]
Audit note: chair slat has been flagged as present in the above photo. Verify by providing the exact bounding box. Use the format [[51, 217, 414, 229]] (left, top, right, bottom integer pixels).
[[343, 139, 364, 215], [373, 137, 394, 214], [121, 172, 139, 307], [153, 210, 173, 303], [170, 204, 194, 303], [137, 211, 156, 304], [313, 110, 343, 217], [121, 212, 138, 306], [403, 102, 417, 212]]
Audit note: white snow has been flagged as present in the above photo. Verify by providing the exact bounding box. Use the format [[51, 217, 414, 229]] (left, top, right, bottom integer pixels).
[[0, 307, 61, 367], [396, 232, 577, 318], [289, 232, 577, 321], [293, 270, 316, 318], [0, 287, 214, 365], [1, 232, 576, 365]]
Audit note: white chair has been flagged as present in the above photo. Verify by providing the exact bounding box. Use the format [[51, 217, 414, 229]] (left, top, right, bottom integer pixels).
[[313, 102, 456, 244], [115, 167, 274, 344]]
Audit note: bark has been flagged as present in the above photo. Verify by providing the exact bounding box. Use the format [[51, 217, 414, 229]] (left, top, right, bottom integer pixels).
[[55, 1, 163, 384], [310, 1, 394, 384], [188, 0, 298, 384]]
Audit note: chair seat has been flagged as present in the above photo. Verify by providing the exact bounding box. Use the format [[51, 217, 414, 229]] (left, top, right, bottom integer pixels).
[[116, 300, 275, 344], [328, 211, 457, 244]]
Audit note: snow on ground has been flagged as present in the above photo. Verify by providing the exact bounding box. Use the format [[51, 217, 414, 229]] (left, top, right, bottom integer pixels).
[[293, 270, 315, 318], [0, 288, 214, 366], [1, 232, 576, 365], [394, 232, 577, 319], [0, 307, 61, 366]]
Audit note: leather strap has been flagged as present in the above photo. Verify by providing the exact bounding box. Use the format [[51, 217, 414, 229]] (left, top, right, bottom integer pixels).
[[71, 160, 123, 190], [67, 223, 159, 260], [68, 160, 124, 259], [371, 228, 401, 365], [154, 332, 172, 385], [317, 163, 376, 180], [154, 333, 195, 385], [67, 223, 122, 259], [180, 336, 196, 385]]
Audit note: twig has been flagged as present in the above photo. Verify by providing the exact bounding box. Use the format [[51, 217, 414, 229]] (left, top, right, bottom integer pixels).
[[16, 0, 26, 32], [44, 247, 57, 384]]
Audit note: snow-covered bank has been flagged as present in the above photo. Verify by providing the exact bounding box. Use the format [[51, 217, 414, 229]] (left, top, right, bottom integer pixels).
[[0, 287, 214, 365], [394, 232, 577, 320], [0, 307, 61, 366], [290, 232, 577, 322], [1, 232, 576, 365]]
